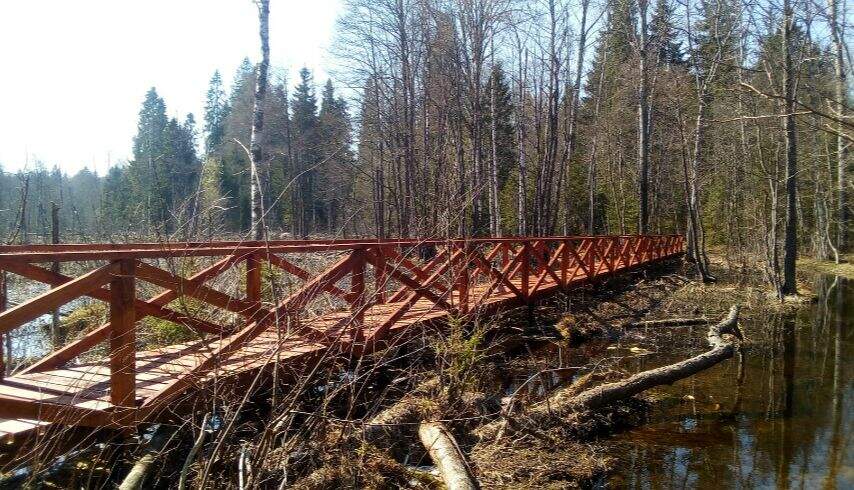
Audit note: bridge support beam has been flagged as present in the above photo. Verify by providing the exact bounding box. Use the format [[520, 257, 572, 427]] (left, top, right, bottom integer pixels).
[[110, 259, 136, 425]]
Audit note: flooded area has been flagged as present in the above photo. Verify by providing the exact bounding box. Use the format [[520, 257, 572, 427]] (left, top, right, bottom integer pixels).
[[4, 278, 89, 362], [602, 275, 852, 488]]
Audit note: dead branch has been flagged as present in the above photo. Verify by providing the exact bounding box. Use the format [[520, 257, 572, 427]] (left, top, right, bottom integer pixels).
[[118, 425, 180, 490], [477, 306, 742, 440], [625, 317, 710, 328], [177, 413, 210, 490]]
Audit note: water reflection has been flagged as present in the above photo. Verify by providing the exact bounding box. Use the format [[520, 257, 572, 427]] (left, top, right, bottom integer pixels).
[[608, 275, 853, 489]]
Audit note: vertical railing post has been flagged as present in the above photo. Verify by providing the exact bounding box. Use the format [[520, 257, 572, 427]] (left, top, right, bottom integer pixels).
[[623, 237, 631, 268], [350, 249, 366, 332], [456, 246, 469, 314], [110, 259, 136, 424], [497, 243, 507, 293], [562, 239, 569, 287], [374, 246, 387, 304], [521, 241, 530, 301], [611, 236, 619, 270], [640, 237, 649, 263], [0, 270, 6, 380], [587, 238, 596, 279], [246, 252, 262, 307]]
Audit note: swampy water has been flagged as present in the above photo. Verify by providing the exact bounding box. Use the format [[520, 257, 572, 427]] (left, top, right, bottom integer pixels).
[[604, 275, 852, 489], [4, 279, 89, 362]]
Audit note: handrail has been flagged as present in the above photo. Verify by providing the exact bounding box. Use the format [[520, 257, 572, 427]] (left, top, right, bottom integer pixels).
[[0, 235, 683, 263]]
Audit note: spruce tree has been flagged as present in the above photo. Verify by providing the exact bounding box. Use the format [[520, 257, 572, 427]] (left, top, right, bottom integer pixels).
[[130, 87, 170, 230], [650, 0, 683, 68], [203, 70, 229, 154], [318, 79, 355, 233], [291, 68, 319, 236]]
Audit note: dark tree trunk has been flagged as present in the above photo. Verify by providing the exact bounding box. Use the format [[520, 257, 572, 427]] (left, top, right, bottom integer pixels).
[[781, 0, 798, 295]]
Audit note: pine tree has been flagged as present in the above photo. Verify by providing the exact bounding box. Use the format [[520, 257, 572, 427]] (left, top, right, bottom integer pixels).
[[650, 0, 683, 68], [291, 68, 320, 236], [318, 79, 355, 233], [484, 63, 517, 234], [204, 70, 229, 154]]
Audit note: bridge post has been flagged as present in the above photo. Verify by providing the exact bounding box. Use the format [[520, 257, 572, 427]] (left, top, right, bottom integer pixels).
[[110, 259, 136, 425], [521, 241, 531, 302], [0, 270, 6, 379], [561, 239, 569, 287], [246, 252, 262, 307], [374, 246, 387, 304], [620, 236, 632, 269], [456, 247, 469, 314], [610, 236, 619, 270], [350, 249, 366, 331], [587, 239, 596, 279]]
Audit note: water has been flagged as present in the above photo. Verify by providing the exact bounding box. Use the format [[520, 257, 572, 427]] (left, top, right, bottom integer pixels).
[[606, 275, 853, 489], [5, 280, 89, 362]]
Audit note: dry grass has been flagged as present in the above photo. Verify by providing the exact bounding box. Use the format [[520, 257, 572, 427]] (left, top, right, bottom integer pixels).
[[472, 438, 614, 489], [798, 253, 854, 280]]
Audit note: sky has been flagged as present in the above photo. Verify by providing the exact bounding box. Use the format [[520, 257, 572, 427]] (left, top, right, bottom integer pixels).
[[0, 0, 341, 175]]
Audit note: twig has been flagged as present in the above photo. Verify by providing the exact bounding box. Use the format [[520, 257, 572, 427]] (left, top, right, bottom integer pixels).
[[178, 413, 210, 490]]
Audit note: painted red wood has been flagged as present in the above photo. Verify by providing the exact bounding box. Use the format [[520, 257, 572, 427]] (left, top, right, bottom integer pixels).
[[109, 259, 136, 422], [0, 235, 683, 432]]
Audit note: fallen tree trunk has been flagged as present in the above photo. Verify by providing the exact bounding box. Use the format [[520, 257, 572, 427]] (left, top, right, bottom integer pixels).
[[418, 421, 479, 490], [478, 306, 742, 440], [360, 377, 439, 442], [625, 317, 709, 328]]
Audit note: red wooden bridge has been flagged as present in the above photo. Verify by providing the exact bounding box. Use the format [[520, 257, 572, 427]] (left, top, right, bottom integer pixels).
[[0, 235, 682, 441]]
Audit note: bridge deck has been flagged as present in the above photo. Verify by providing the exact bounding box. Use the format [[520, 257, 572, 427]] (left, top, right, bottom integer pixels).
[[0, 236, 682, 442]]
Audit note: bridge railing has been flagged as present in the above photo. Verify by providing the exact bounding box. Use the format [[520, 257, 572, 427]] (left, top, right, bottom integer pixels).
[[0, 235, 682, 425]]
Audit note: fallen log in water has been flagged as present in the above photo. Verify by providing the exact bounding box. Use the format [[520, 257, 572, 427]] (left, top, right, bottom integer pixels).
[[477, 306, 742, 440], [625, 316, 710, 328]]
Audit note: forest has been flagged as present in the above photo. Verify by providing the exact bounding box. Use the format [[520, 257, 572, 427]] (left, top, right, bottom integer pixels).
[[0, 0, 849, 296]]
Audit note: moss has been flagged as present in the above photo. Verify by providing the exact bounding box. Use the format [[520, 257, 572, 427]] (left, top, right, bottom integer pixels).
[[61, 302, 107, 336], [139, 316, 197, 347]]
